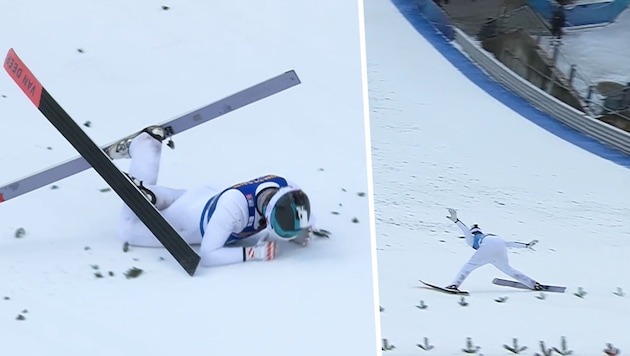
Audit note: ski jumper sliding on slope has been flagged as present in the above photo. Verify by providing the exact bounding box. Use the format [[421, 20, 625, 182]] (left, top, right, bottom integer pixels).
[[107, 126, 328, 268], [443, 208, 544, 292]]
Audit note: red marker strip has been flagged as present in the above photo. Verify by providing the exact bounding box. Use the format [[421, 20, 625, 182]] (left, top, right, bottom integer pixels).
[[4, 48, 43, 107]]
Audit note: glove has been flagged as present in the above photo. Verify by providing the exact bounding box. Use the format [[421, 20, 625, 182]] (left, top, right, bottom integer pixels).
[[245, 240, 278, 261], [291, 229, 312, 247], [446, 208, 459, 223], [526, 239, 539, 250]]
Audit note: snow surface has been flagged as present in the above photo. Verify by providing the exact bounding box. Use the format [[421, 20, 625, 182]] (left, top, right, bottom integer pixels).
[[538, 8, 630, 103], [560, 7, 630, 86], [0, 1, 380, 355], [366, 0, 630, 355]]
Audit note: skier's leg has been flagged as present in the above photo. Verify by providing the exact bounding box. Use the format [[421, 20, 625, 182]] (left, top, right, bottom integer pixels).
[[141, 184, 186, 211], [492, 244, 537, 288], [116, 132, 185, 245], [118, 187, 206, 247], [125, 132, 186, 208], [117, 210, 163, 247], [127, 132, 162, 185], [448, 248, 491, 288]]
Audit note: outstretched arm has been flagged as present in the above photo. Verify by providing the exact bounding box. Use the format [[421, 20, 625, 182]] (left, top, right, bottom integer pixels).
[[446, 208, 474, 246], [199, 190, 276, 267], [506, 240, 538, 249]]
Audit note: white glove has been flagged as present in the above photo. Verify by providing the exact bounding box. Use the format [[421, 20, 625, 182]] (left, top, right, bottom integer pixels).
[[446, 208, 459, 223], [245, 240, 278, 261], [526, 239, 539, 250], [291, 229, 312, 247]]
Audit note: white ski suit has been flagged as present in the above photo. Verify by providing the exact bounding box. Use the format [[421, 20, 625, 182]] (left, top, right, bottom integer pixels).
[[449, 220, 537, 289], [117, 133, 310, 267]]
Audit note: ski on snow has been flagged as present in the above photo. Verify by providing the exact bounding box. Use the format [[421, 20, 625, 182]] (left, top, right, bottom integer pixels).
[[492, 278, 566, 293], [4, 48, 201, 276], [419, 280, 470, 295], [420, 278, 565, 295], [0, 56, 301, 203], [3, 48, 300, 276]]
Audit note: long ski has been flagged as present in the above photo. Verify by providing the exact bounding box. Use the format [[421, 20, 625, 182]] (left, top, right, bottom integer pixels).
[[3, 49, 206, 274], [0, 64, 301, 203], [419, 280, 470, 295], [492, 278, 566, 293]]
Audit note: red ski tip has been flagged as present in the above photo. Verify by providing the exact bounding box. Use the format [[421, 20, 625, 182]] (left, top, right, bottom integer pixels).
[[0, 193, 4, 203], [4, 48, 43, 107]]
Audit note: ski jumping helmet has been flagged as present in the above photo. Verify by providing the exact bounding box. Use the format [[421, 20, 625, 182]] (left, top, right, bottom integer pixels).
[[264, 187, 311, 240], [470, 224, 483, 235]]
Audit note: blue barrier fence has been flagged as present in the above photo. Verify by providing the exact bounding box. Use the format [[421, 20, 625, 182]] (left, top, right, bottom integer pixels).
[[415, 0, 455, 40], [527, 0, 629, 27], [390, 0, 630, 167]]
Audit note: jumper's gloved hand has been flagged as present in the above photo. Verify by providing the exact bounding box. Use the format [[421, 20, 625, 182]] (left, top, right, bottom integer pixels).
[[290, 227, 331, 247], [526, 239, 539, 250], [446, 208, 459, 223], [245, 240, 278, 261], [291, 229, 312, 247]]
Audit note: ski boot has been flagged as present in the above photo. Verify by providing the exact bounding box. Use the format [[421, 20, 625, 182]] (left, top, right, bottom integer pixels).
[[124, 173, 157, 205], [105, 126, 168, 160]]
